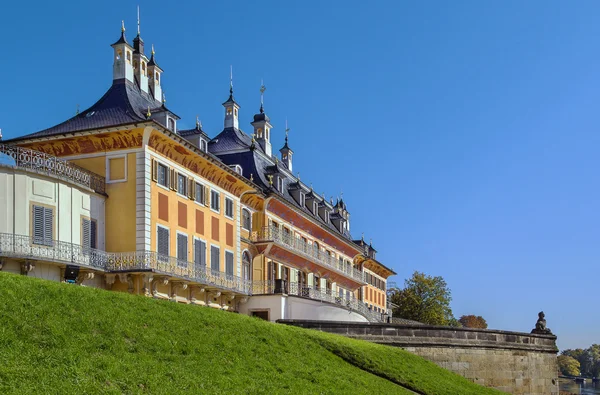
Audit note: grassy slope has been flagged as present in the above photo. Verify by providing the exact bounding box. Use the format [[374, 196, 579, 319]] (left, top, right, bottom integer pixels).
[[0, 273, 504, 395]]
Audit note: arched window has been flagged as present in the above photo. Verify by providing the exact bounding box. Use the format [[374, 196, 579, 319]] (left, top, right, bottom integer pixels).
[[242, 209, 251, 231], [242, 251, 251, 281], [126, 51, 131, 62]]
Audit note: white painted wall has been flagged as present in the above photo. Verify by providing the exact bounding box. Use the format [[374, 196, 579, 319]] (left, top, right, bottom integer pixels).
[[0, 168, 106, 248], [240, 294, 369, 323]]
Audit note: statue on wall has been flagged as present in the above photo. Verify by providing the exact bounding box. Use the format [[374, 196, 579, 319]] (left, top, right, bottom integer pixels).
[[531, 311, 552, 335]]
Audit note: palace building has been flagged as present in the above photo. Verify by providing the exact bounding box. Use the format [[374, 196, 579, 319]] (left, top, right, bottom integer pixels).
[[0, 19, 395, 323]]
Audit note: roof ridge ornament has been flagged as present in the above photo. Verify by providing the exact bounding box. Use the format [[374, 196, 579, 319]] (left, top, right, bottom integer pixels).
[[196, 115, 202, 130], [146, 106, 151, 119], [137, 5, 141, 35], [259, 80, 266, 114], [121, 20, 126, 33]]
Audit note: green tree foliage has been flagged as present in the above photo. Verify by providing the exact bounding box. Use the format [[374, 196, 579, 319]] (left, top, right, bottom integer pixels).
[[562, 346, 600, 377], [458, 315, 488, 329], [558, 355, 581, 377], [388, 271, 454, 326]]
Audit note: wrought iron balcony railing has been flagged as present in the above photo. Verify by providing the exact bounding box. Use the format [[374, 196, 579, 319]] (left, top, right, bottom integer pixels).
[[0, 233, 251, 295], [252, 280, 385, 323], [107, 251, 252, 295], [251, 226, 365, 283], [0, 144, 106, 194], [0, 233, 109, 270]]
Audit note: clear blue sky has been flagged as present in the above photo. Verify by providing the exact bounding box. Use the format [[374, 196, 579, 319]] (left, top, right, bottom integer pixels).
[[0, 1, 598, 350]]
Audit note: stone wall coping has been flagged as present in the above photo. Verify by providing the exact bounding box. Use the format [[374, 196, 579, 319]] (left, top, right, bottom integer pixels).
[[277, 319, 557, 340], [278, 319, 559, 354]]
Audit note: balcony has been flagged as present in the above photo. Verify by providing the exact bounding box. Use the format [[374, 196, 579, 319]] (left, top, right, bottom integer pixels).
[[0, 144, 106, 194], [250, 226, 365, 284], [0, 233, 251, 295], [252, 280, 385, 323]]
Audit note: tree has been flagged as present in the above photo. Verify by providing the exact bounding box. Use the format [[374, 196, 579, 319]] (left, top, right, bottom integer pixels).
[[388, 271, 454, 326], [558, 355, 580, 377], [458, 315, 488, 329]]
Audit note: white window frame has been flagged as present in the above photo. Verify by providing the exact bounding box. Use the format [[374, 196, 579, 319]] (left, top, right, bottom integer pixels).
[[105, 154, 128, 184], [177, 173, 188, 198], [210, 189, 220, 213], [225, 197, 234, 219], [241, 208, 252, 231], [156, 161, 170, 190]]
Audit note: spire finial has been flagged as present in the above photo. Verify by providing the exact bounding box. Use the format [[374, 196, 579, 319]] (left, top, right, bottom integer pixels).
[[230, 65, 233, 94], [250, 173, 254, 182], [196, 115, 202, 130], [259, 80, 266, 113], [146, 106, 151, 119], [137, 5, 140, 35], [285, 118, 290, 142], [121, 20, 126, 33], [162, 92, 166, 104], [151, 44, 155, 56]]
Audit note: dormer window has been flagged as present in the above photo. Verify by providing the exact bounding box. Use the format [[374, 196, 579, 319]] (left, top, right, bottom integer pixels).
[[142, 62, 146, 75], [168, 117, 176, 132], [126, 51, 131, 62], [200, 140, 207, 152], [156, 73, 160, 83], [300, 193, 305, 207], [257, 128, 263, 138], [116, 49, 122, 60], [277, 177, 283, 192], [313, 202, 318, 215], [226, 107, 233, 116]]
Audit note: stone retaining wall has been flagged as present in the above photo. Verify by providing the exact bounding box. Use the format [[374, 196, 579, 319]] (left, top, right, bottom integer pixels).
[[278, 320, 558, 395]]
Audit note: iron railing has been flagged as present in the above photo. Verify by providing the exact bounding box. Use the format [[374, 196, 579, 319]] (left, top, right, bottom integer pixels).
[[0, 144, 106, 194], [0, 233, 251, 295], [253, 279, 384, 323], [0, 233, 108, 270], [251, 226, 365, 283], [107, 251, 252, 295]]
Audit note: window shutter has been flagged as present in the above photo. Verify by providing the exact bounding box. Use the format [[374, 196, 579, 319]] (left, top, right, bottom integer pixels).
[[211, 246, 220, 271], [43, 207, 53, 245], [225, 252, 234, 276], [194, 239, 202, 267], [32, 205, 44, 243], [90, 220, 97, 249], [82, 218, 91, 249], [157, 227, 169, 256], [151, 159, 158, 182], [189, 179, 195, 200], [204, 186, 209, 206], [173, 171, 179, 192], [177, 233, 188, 262]]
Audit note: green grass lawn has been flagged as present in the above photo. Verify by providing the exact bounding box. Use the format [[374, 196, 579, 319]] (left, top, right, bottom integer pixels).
[[0, 272, 504, 394]]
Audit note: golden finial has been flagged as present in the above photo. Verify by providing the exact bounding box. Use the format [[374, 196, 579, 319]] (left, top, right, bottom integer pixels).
[[196, 115, 201, 129], [250, 173, 254, 182], [162, 92, 166, 104], [146, 106, 151, 119], [268, 175, 274, 186], [275, 156, 278, 164], [121, 20, 125, 33], [151, 44, 155, 56]]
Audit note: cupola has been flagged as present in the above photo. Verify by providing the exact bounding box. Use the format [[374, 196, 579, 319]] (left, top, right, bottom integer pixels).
[[251, 82, 272, 156], [111, 21, 134, 83]]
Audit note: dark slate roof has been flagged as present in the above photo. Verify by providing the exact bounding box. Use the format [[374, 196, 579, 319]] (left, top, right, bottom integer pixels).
[[179, 126, 209, 139], [111, 31, 129, 46], [147, 53, 160, 68], [9, 79, 170, 140], [253, 109, 269, 123], [211, 132, 353, 240]]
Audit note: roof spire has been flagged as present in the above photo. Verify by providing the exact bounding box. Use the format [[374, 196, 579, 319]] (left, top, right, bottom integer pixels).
[[259, 80, 266, 114], [137, 5, 141, 35], [151, 44, 155, 56], [121, 20, 125, 33], [285, 118, 290, 143], [230, 65, 233, 95]]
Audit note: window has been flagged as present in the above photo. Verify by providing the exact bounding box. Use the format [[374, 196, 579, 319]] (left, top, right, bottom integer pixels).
[[194, 239, 206, 269], [225, 251, 234, 277], [157, 226, 169, 257], [225, 197, 234, 219], [177, 173, 187, 196], [82, 218, 97, 250], [242, 251, 251, 281], [277, 177, 283, 192], [200, 140, 207, 152], [177, 233, 188, 265], [195, 182, 206, 204], [32, 205, 53, 246], [157, 163, 168, 187], [168, 117, 176, 131], [242, 209, 251, 231], [210, 245, 220, 272], [211, 190, 220, 212]]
